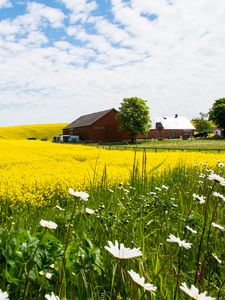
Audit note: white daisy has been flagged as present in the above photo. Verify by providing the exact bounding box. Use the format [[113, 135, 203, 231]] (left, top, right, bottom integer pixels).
[[180, 282, 216, 299], [0, 289, 9, 300], [105, 240, 142, 259], [85, 207, 95, 215], [208, 173, 225, 186], [128, 270, 157, 294], [193, 193, 205, 204], [55, 205, 64, 211], [185, 226, 197, 234], [212, 222, 224, 231], [212, 192, 225, 201], [40, 220, 57, 230], [45, 272, 53, 279], [45, 292, 60, 300], [68, 188, 89, 201], [167, 234, 192, 249], [212, 253, 222, 264]]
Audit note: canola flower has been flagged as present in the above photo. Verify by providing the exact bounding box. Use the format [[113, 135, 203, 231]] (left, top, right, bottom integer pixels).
[[0, 289, 9, 300], [167, 234, 192, 249], [128, 270, 157, 293], [40, 219, 58, 230], [0, 140, 225, 206], [105, 240, 142, 259], [180, 282, 216, 300]]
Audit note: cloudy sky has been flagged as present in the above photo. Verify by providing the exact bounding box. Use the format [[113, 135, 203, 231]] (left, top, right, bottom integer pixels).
[[0, 0, 225, 126]]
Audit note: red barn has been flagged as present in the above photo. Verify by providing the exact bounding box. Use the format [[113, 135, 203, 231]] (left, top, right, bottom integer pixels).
[[63, 108, 130, 142]]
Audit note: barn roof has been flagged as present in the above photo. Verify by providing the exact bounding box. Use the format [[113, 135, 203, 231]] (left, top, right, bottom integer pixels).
[[154, 116, 195, 130], [64, 108, 116, 129]]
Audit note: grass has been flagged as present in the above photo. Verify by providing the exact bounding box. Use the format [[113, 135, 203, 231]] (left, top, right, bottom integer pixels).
[[101, 138, 225, 151], [0, 123, 67, 140]]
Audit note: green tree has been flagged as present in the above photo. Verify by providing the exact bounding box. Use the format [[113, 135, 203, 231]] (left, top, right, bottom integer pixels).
[[209, 98, 225, 137], [118, 97, 151, 143], [192, 112, 213, 133]]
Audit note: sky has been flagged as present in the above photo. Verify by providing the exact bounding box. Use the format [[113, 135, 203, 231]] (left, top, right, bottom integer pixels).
[[0, 0, 225, 126]]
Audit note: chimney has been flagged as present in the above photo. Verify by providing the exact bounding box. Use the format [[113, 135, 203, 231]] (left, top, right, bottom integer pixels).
[[175, 114, 178, 118]]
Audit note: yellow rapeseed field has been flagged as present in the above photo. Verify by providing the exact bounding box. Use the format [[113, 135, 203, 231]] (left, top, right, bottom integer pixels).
[[0, 123, 67, 140], [0, 140, 224, 206]]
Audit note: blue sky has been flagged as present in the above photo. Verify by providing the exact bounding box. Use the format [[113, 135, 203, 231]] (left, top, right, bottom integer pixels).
[[0, 0, 225, 126]]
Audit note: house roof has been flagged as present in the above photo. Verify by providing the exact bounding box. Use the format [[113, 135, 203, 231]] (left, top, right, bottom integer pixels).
[[64, 108, 115, 129], [154, 116, 195, 130]]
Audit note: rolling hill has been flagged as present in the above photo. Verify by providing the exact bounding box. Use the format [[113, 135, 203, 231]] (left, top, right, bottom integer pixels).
[[0, 123, 67, 140]]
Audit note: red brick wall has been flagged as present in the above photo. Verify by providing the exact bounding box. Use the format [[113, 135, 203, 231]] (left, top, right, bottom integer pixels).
[[63, 110, 131, 142], [149, 129, 194, 139]]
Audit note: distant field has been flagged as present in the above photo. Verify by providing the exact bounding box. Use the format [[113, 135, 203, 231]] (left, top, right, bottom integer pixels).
[[102, 138, 225, 150], [137, 139, 225, 150], [0, 123, 67, 140]]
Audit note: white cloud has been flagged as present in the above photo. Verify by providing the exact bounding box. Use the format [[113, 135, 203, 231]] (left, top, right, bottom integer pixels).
[[0, 0, 225, 126], [60, 0, 98, 23], [26, 2, 65, 28], [0, 0, 11, 8]]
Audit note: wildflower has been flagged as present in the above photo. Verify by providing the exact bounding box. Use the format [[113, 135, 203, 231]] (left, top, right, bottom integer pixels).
[[108, 188, 114, 193], [180, 282, 216, 299], [0, 289, 9, 300], [45, 292, 60, 300], [45, 272, 53, 279], [40, 219, 57, 230], [218, 162, 225, 167], [212, 253, 222, 264], [167, 234, 192, 249], [128, 270, 157, 294], [185, 226, 197, 234], [85, 207, 95, 215], [208, 173, 225, 186], [39, 271, 44, 276], [149, 192, 156, 195], [212, 192, 225, 201], [193, 193, 205, 204], [212, 222, 224, 231], [49, 263, 55, 269], [68, 188, 89, 201], [55, 205, 64, 211], [105, 240, 142, 259], [162, 185, 169, 190], [155, 187, 161, 191]]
